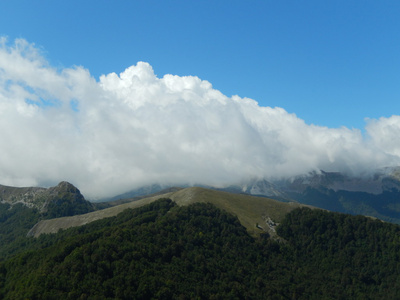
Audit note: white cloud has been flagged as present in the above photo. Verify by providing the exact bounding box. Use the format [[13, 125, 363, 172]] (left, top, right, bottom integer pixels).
[[365, 116, 400, 157], [0, 38, 399, 198]]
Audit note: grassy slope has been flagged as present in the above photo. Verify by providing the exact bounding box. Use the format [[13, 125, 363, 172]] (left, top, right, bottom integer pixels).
[[170, 187, 309, 236]]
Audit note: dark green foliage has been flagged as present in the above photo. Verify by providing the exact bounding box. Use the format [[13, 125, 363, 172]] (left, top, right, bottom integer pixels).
[[1, 200, 400, 299], [0, 199, 262, 299], [276, 208, 400, 299], [0, 203, 40, 260], [42, 196, 93, 219]]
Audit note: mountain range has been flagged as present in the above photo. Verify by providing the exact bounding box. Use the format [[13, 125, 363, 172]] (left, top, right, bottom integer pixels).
[[1, 169, 400, 298], [1, 167, 400, 248]]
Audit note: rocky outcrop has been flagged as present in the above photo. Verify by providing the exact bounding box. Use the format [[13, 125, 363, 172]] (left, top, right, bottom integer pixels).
[[0, 184, 47, 209], [0, 181, 93, 218]]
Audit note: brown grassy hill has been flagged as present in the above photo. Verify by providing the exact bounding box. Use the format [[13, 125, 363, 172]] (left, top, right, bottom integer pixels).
[[28, 187, 312, 238]]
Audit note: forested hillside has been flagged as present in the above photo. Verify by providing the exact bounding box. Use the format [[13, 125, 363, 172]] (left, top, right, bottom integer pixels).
[[0, 203, 40, 259], [1, 199, 399, 299]]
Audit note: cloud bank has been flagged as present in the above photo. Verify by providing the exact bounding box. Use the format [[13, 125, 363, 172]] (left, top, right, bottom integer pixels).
[[1, 38, 399, 198]]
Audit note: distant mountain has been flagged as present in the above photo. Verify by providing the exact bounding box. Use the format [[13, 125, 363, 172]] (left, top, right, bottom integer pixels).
[[217, 178, 289, 200], [277, 167, 400, 195], [272, 168, 400, 223], [104, 183, 171, 202]]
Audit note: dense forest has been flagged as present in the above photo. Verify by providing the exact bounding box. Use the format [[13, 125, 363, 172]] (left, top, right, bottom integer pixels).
[[0, 203, 40, 259], [1, 199, 400, 299]]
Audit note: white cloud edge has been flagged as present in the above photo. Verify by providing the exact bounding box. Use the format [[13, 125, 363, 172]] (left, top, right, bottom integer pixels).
[[0, 38, 399, 198]]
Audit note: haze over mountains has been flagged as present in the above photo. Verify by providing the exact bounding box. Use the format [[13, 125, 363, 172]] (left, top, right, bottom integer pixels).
[[106, 166, 400, 224], [1, 39, 400, 199]]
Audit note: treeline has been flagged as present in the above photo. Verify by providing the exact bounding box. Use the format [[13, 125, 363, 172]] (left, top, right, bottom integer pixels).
[[1, 199, 400, 299]]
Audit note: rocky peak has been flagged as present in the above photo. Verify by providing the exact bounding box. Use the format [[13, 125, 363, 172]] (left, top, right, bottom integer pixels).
[[41, 181, 94, 218], [47, 181, 84, 200], [0, 181, 94, 218]]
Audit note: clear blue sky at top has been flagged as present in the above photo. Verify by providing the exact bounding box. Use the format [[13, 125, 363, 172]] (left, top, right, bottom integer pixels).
[[0, 0, 399, 130]]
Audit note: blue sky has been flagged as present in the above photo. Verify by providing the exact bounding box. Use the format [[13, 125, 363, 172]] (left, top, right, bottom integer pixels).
[[1, 1, 399, 130], [1, 1, 400, 197]]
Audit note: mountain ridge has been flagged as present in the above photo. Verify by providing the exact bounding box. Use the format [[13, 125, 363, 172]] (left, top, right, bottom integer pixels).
[[4, 166, 400, 243], [27, 187, 311, 238]]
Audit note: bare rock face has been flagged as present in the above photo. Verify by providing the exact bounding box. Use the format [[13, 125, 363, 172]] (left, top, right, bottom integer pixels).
[[0, 184, 47, 209], [241, 179, 288, 198]]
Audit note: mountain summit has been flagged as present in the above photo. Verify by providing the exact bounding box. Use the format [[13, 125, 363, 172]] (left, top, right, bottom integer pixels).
[[42, 181, 94, 218]]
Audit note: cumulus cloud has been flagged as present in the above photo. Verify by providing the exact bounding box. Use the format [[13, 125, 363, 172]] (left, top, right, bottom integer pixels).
[[0, 38, 399, 198], [365, 116, 400, 157]]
